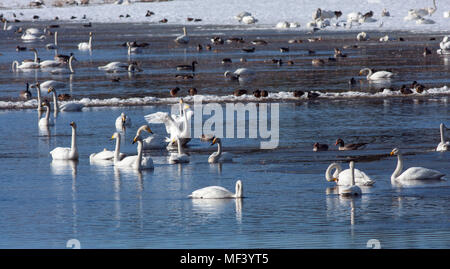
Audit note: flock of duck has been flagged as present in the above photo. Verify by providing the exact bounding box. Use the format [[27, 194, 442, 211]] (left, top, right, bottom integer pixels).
[[4, 4, 450, 200]]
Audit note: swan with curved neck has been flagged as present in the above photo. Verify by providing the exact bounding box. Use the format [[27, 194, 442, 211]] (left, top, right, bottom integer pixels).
[[48, 86, 83, 112], [208, 137, 233, 163], [50, 121, 79, 160], [78, 32, 93, 50], [11, 48, 40, 71], [50, 55, 75, 74], [436, 123, 449, 151], [325, 162, 374, 186], [135, 124, 165, 149], [359, 68, 393, 80], [114, 136, 154, 170], [189, 180, 243, 199], [90, 132, 126, 162], [175, 27, 189, 44], [338, 161, 362, 196], [390, 148, 445, 183], [38, 100, 54, 127]]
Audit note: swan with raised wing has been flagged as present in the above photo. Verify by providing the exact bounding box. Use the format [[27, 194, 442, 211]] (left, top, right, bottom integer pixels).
[[50, 121, 79, 160], [390, 148, 445, 183], [189, 180, 243, 199], [325, 162, 374, 186]]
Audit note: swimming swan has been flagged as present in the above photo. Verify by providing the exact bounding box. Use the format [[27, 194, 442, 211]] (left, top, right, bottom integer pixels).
[[78, 32, 93, 50], [338, 161, 362, 197], [168, 137, 190, 164], [207, 137, 233, 163], [115, 112, 132, 131], [390, 148, 445, 183], [38, 100, 54, 127], [89, 132, 126, 162], [436, 123, 449, 152], [325, 162, 374, 186], [175, 27, 189, 44], [48, 87, 84, 112], [114, 136, 154, 170], [50, 121, 79, 160], [359, 68, 393, 80], [189, 180, 243, 199]]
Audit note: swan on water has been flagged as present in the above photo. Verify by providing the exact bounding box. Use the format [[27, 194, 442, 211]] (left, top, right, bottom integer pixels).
[[168, 137, 190, 164], [390, 148, 445, 183], [359, 68, 393, 80], [189, 180, 243, 199], [50, 121, 79, 160], [325, 162, 374, 186], [115, 112, 132, 131], [175, 27, 189, 44], [338, 161, 362, 197], [98, 61, 142, 73], [45, 31, 58, 50], [135, 124, 166, 149], [78, 32, 93, 50], [204, 137, 233, 163], [436, 123, 449, 152], [48, 87, 84, 112], [38, 100, 54, 127], [114, 136, 154, 170], [89, 132, 126, 162]]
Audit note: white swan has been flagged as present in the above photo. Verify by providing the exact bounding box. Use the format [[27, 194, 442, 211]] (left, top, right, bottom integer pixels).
[[46, 31, 58, 50], [390, 148, 445, 183], [50, 55, 75, 74], [412, 0, 437, 17], [89, 132, 126, 162], [115, 112, 132, 130], [40, 80, 66, 90], [338, 161, 362, 197], [21, 31, 45, 40], [48, 87, 84, 112], [356, 32, 369, 41], [436, 123, 449, 152], [241, 15, 257, 24], [135, 124, 166, 149], [11, 48, 40, 71], [359, 68, 393, 80], [114, 136, 154, 170], [50, 121, 79, 160], [168, 137, 189, 164], [98, 61, 142, 73], [78, 32, 93, 50], [325, 162, 375, 186], [224, 68, 255, 80], [437, 36, 450, 54], [175, 27, 189, 44], [207, 137, 233, 163], [38, 100, 54, 127], [144, 100, 192, 147], [189, 180, 243, 199]]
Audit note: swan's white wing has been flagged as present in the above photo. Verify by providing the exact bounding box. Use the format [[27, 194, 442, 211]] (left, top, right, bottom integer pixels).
[[40, 80, 65, 89], [371, 71, 393, 79], [169, 153, 189, 164], [50, 147, 71, 160], [90, 149, 116, 161], [140, 156, 154, 169], [398, 167, 445, 181], [440, 41, 450, 50], [189, 186, 234, 199], [234, 68, 254, 76], [337, 169, 374, 186], [436, 142, 449, 152], [144, 112, 180, 135], [40, 60, 61, 68], [115, 155, 138, 168]]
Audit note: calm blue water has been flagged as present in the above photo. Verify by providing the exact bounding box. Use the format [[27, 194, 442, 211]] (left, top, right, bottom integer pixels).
[[0, 23, 449, 249]]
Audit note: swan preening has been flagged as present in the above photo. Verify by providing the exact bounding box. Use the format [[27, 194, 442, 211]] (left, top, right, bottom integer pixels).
[[436, 123, 449, 152], [326, 162, 375, 186], [89, 132, 126, 162], [189, 180, 243, 199], [115, 112, 132, 131], [338, 162, 362, 197], [48, 87, 84, 112], [224, 68, 254, 81], [114, 136, 154, 170], [98, 61, 142, 73], [390, 148, 445, 183], [78, 32, 93, 50], [50, 121, 79, 160], [175, 27, 189, 44], [359, 68, 394, 80]]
